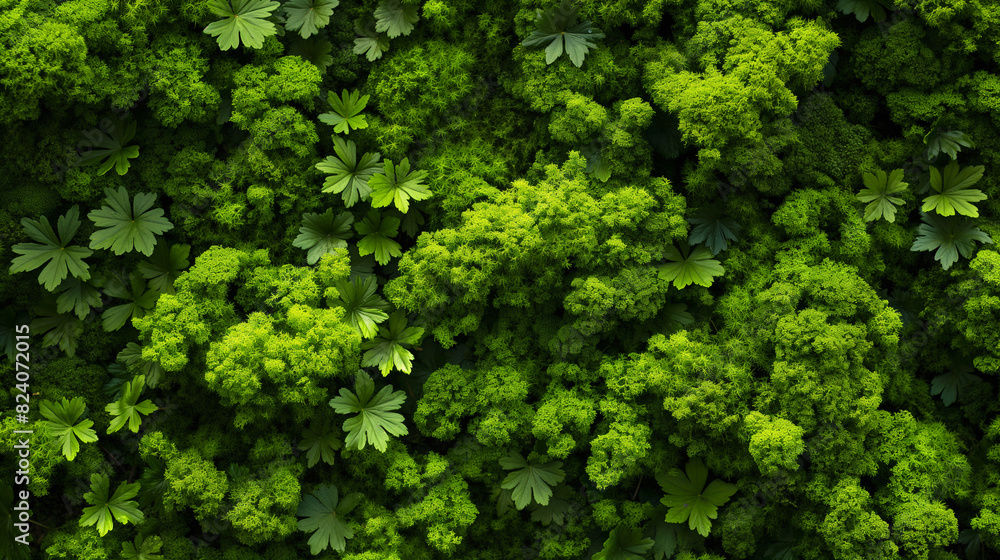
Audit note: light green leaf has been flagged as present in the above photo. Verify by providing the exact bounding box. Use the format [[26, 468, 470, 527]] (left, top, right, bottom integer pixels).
[[204, 0, 279, 50], [39, 397, 98, 461], [856, 168, 908, 223], [315, 136, 382, 207], [922, 161, 987, 218], [373, 0, 419, 38], [88, 186, 173, 256], [353, 20, 390, 61], [360, 310, 423, 376], [9, 205, 92, 291], [284, 0, 338, 38], [79, 473, 143, 536], [329, 370, 408, 451], [656, 457, 737, 537], [319, 89, 370, 134], [369, 157, 431, 214], [105, 375, 158, 434], [293, 209, 354, 265], [656, 243, 725, 289], [499, 451, 566, 509], [333, 275, 391, 339], [355, 210, 402, 266]]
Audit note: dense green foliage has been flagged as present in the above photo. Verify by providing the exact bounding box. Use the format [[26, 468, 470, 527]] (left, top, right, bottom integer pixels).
[[4, 0, 1000, 558]]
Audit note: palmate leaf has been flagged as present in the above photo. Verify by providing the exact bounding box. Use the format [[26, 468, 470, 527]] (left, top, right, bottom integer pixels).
[[79, 473, 143, 536], [333, 275, 390, 339], [924, 116, 974, 161], [77, 119, 140, 176], [529, 484, 573, 526], [31, 295, 84, 357], [88, 186, 174, 256], [284, 0, 338, 38], [656, 457, 737, 537], [117, 342, 166, 388], [353, 20, 390, 61], [9, 205, 92, 291], [857, 168, 908, 223], [293, 209, 354, 265], [105, 375, 158, 434], [500, 452, 566, 509], [644, 506, 679, 560], [204, 0, 279, 50], [922, 161, 988, 217], [329, 370, 408, 451], [319, 89, 370, 134], [369, 157, 431, 214], [593, 526, 656, 560], [298, 417, 343, 467], [54, 274, 104, 320], [355, 209, 402, 266], [522, 0, 605, 67], [910, 212, 993, 270], [296, 485, 363, 554], [101, 271, 161, 331], [315, 136, 382, 207], [138, 243, 191, 295], [360, 310, 424, 376], [836, 0, 892, 22], [687, 204, 742, 254], [38, 397, 98, 461], [121, 535, 164, 560], [930, 358, 981, 407], [374, 0, 419, 38], [136, 456, 168, 511], [656, 242, 725, 289]]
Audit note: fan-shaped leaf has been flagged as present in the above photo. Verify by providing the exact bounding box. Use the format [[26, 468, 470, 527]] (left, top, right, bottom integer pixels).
[[9, 205, 92, 291], [355, 210, 402, 266], [284, 0, 338, 38], [522, 0, 605, 67], [293, 209, 354, 265], [369, 157, 431, 214], [319, 89, 370, 134], [656, 243, 725, 289], [910, 212, 993, 270], [296, 485, 363, 554], [329, 369, 408, 451], [105, 375, 158, 434], [298, 417, 343, 467], [79, 473, 143, 536], [333, 275, 390, 339], [593, 526, 655, 560], [374, 0, 419, 38], [687, 205, 742, 253], [39, 397, 98, 461], [499, 451, 566, 509], [656, 457, 737, 537], [360, 310, 424, 375], [88, 186, 173, 256], [315, 137, 382, 207], [922, 161, 987, 217], [204, 0, 279, 50], [856, 168, 908, 223]]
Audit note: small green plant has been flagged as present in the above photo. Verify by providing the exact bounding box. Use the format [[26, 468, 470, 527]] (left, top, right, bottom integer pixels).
[[522, 0, 605, 67], [203, 0, 279, 50], [856, 168, 908, 223], [329, 369, 408, 451], [296, 485, 363, 554]]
